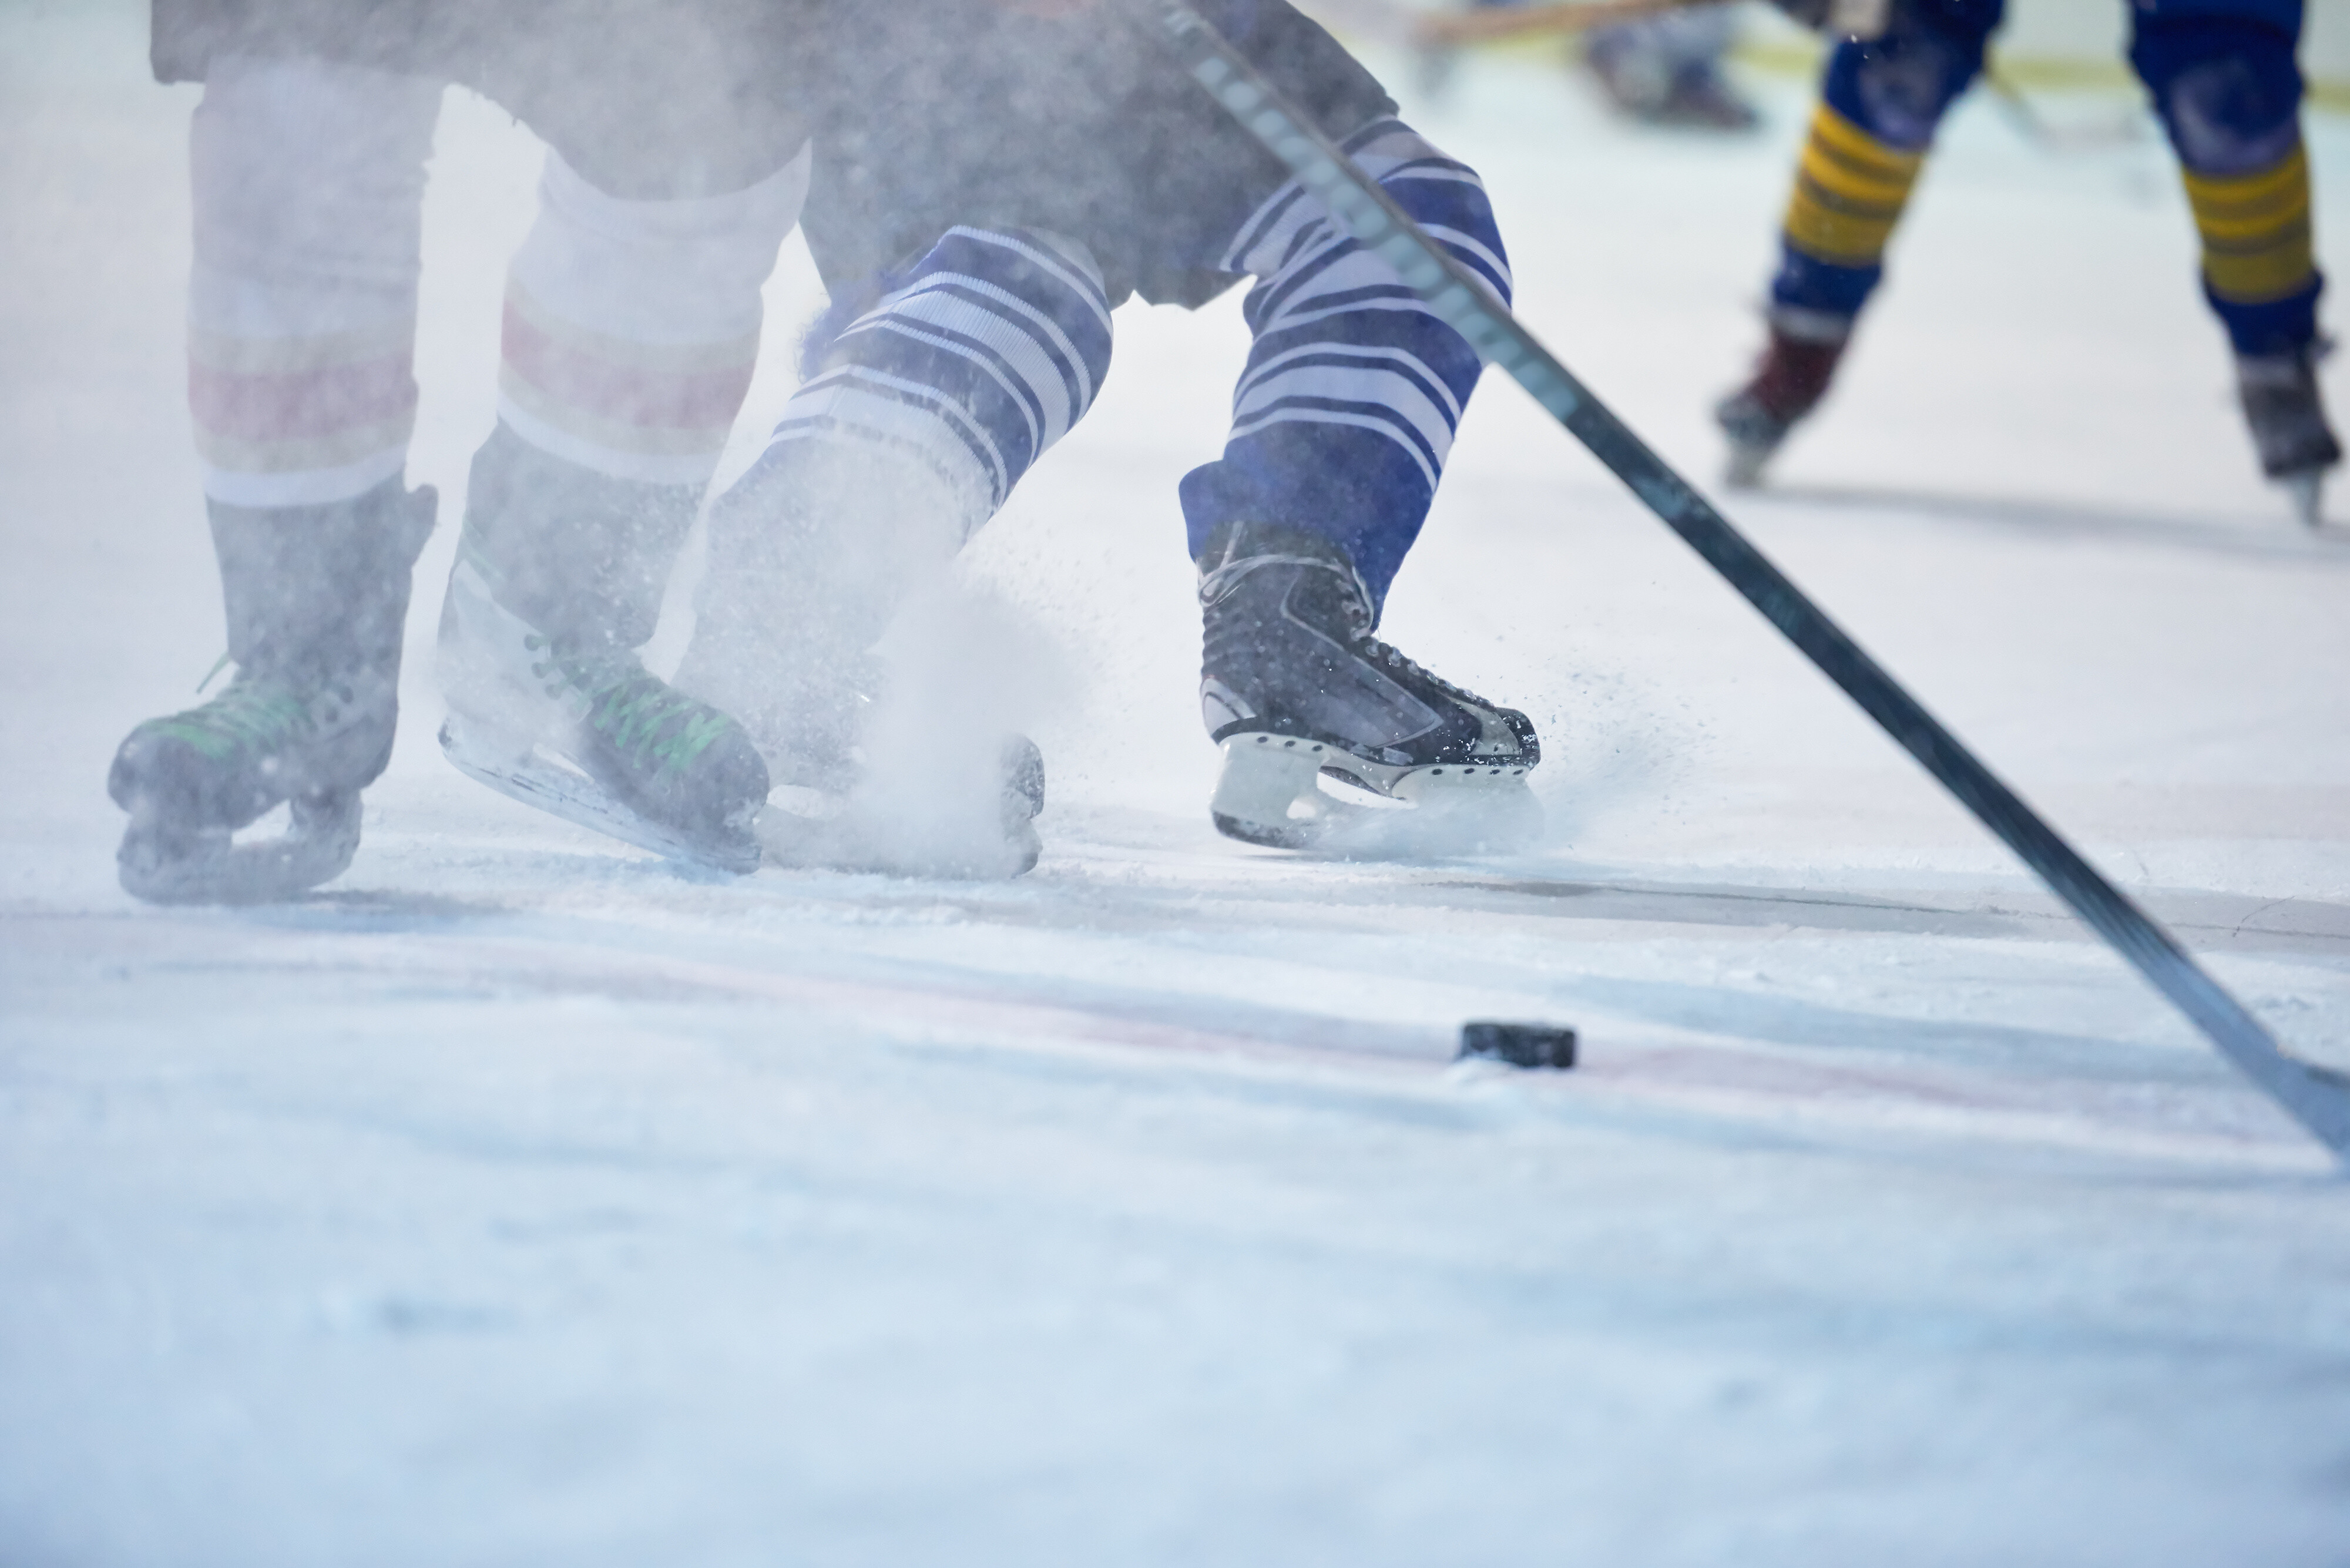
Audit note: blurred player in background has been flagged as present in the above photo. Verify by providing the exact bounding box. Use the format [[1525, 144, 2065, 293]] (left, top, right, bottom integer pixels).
[[1466, 0, 1758, 128], [1716, 0, 2341, 523]]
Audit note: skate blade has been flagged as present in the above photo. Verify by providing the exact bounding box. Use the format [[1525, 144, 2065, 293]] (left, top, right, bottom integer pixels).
[[753, 803, 1040, 880], [750, 734, 1045, 881], [1723, 439, 1774, 490], [117, 791, 361, 905], [439, 718, 758, 877], [1208, 734, 1542, 859], [2281, 471, 2326, 529]]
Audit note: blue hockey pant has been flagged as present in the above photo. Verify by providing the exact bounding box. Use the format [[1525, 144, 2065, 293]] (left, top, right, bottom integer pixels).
[[739, 116, 1509, 615]]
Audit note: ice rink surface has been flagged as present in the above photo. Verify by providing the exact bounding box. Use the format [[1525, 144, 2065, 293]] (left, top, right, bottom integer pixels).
[[6, 4, 2350, 1563]]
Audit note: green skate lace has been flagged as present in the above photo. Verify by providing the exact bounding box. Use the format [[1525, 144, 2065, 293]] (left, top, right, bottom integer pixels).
[[147, 676, 341, 762], [525, 634, 734, 778]]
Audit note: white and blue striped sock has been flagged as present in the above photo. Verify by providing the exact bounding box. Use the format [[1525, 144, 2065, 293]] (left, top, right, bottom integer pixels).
[[1182, 120, 1511, 611]]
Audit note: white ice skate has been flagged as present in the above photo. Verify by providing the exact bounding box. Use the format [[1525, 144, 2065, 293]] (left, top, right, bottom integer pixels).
[[748, 733, 1046, 880], [437, 555, 768, 875]]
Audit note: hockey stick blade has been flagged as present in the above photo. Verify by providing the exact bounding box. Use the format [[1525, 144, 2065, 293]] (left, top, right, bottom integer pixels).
[[1115, 0, 2350, 1161]]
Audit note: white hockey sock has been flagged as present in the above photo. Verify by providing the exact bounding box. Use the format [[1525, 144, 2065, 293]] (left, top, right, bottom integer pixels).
[[186, 54, 442, 509], [496, 147, 810, 489]]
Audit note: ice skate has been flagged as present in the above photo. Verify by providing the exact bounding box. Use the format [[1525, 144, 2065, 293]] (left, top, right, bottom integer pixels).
[[717, 648, 1046, 881], [108, 482, 435, 904], [1196, 521, 1540, 857], [1587, 38, 1757, 133], [747, 727, 1048, 881], [437, 552, 768, 876], [1649, 69, 1762, 133], [679, 441, 1048, 881], [434, 427, 767, 875], [1714, 316, 1849, 487], [2237, 347, 2341, 528]]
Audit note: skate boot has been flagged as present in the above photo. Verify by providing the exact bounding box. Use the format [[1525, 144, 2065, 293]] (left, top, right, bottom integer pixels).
[[1197, 521, 1540, 856], [2236, 345, 2342, 527], [676, 441, 1046, 879], [1651, 66, 1762, 132], [1714, 313, 1850, 486], [108, 481, 436, 903], [1586, 32, 1758, 132], [435, 427, 768, 874]]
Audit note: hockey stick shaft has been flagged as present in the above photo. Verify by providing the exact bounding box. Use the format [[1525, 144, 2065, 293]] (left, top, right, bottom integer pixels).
[[1117, 0, 2350, 1159]]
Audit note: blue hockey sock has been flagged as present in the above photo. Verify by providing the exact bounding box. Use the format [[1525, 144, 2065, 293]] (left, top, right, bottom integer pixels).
[[1767, 0, 2001, 326], [2131, 6, 2322, 357]]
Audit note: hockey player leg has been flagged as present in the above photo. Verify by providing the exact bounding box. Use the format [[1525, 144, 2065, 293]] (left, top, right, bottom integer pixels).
[[2132, 3, 2339, 524], [1183, 121, 1539, 857], [1585, 5, 1758, 131], [1716, 1, 1998, 483], [110, 54, 442, 904], [677, 226, 1115, 877], [435, 150, 807, 873]]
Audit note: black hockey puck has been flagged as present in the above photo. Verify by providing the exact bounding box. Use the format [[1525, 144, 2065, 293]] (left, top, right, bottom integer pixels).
[[1457, 1020, 1577, 1070]]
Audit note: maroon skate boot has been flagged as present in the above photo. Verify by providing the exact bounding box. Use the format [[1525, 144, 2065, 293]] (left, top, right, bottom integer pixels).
[[1714, 315, 1851, 487]]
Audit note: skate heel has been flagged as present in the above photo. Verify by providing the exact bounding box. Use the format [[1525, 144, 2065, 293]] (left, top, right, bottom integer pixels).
[[1210, 733, 1332, 849], [117, 790, 362, 906]]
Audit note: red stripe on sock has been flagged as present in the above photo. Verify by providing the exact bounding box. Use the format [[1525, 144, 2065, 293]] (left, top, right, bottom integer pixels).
[[188, 355, 417, 442], [501, 302, 756, 434]]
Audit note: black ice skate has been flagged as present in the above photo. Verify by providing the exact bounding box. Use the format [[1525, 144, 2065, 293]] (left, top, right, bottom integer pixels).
[[1714, 314, 1850, 487], [435, 428, 767, 875], [108, 481, 435, 904], [1197, 521, 1540, 856], [2236, 345, 2342, 527]]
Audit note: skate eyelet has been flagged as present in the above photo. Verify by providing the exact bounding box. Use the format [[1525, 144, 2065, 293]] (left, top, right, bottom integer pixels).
[[1283, 739, 1296, 748]]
